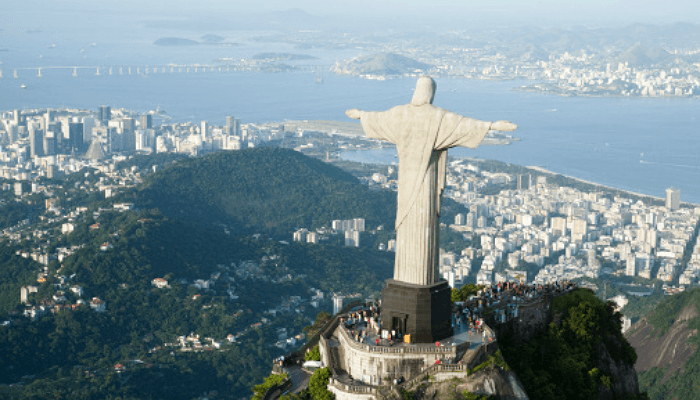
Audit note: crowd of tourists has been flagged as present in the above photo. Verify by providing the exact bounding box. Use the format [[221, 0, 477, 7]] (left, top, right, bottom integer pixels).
[[455, 280, 576, 328]]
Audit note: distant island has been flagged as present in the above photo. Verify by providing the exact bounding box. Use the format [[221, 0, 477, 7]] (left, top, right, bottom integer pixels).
[[332, 52, 433, 78]]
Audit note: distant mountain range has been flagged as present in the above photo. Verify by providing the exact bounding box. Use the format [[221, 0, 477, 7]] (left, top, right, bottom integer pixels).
[[613, 43, 673, 67]]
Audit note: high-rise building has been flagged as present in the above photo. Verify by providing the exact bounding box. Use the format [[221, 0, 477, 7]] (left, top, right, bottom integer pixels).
[[68, 123, 84, 153], [199, 121, 208, 142], [517, 174, 531, 190], [306, 232, 318, 244], [108, 128, 122, 153], [122, 118, 135, 133], [140, 114, 152, 130], [82, 117, 95, 144], [332, 295, 343, 315], [571, 218, 588, 241], [53, 120, 64, 150], [353, 218, 366, 232], [43, 131, 56, 156], [98, 105, 111, 124], [6, 124, 16, 143], [665, 187, 680, 210], [29, 126, 44, 157], [226, 116, 240, 136], [44, 109, 55, 127], [135, 129, 155, 152], [551, 217, 567, 237], [344, 230, 360, 247]]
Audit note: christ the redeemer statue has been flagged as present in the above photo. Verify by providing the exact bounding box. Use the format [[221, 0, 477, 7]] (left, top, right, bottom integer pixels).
[[347, 76, 517, 286]]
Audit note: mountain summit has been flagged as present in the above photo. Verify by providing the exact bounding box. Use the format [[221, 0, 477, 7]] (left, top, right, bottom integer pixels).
[[133, 147, 396, 236]]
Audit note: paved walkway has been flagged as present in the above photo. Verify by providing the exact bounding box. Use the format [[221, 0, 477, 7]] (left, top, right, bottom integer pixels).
[[446, 317, 492, 350], [285, 365, 311, 394]]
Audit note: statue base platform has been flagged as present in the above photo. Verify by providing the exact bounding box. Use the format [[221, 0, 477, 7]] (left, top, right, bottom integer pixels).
[[381, 279, 453, 343]]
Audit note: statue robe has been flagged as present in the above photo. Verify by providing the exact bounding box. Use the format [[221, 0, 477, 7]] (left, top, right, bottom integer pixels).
[[359, 104, 491, 286]]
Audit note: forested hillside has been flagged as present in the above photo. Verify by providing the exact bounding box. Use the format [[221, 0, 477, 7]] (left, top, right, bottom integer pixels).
[[130, 147, 398, 236], [0, 148, 399, 399]]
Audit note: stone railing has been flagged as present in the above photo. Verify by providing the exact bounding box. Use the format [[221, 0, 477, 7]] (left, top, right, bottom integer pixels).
[[336, 324, 460, 356], [401, 363, 470, 387], [329, 378, 378, 395], [462, 343, 489, 368]]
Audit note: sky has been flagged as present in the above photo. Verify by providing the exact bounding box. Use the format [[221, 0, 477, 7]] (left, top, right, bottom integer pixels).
[[234, 0, 699, 25], [2, 0, 699, 30]]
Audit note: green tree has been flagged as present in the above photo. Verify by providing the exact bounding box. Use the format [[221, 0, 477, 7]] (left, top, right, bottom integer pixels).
[[452, 284, 483, 303], [252, 373, 288, 400], [305, 345, 321, 361], [308, 368, 334, 400]]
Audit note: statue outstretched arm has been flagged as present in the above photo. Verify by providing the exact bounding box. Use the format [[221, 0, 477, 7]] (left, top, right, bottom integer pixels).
[[345, 107, 399, 144], [436, 112, 518, 150], [490, 120, 517, 132], [346, 108, 362, 119]]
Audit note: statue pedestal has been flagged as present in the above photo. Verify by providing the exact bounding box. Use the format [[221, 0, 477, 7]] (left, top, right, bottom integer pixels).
[[381, 279, 453, 343]]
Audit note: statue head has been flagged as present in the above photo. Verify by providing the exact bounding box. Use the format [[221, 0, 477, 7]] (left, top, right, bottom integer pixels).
[[411, 76, 436, 106]]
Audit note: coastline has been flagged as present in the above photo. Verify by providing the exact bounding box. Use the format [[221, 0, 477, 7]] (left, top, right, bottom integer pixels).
[[522, 165, 697, 207], [338, 145, 699, 208], [283, 118, 698, 208]]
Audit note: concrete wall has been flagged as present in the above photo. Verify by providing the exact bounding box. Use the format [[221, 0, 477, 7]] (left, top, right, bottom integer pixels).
[[333, 325, 466, 385], [328, 379, 377, 400]]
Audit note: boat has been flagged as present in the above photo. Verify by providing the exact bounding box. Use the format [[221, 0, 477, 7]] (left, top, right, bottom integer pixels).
[[20, 84, 27, 89]]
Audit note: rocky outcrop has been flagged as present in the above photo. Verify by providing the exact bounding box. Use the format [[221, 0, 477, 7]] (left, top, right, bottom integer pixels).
[[401, 367, 528, 400], [596, 339, 640, 400], [497, 289, 643, 400], [626, 303, 698, 384]]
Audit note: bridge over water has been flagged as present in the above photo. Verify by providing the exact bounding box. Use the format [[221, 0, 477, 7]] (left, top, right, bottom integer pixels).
[[0, 63, 323, 79]]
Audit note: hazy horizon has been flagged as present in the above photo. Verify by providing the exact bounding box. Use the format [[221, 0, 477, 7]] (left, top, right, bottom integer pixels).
[[2, 0, 699, 33]]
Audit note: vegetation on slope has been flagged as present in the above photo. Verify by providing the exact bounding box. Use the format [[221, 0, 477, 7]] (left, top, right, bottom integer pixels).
[[0, 148, 402, 398], [0, 207, 392, 398], [130, 147, 397, 237], [644, 288, 700, 337], [633, 287, 700, 400], [0, 243, 42, 314], [500, 289, 642, 400]]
